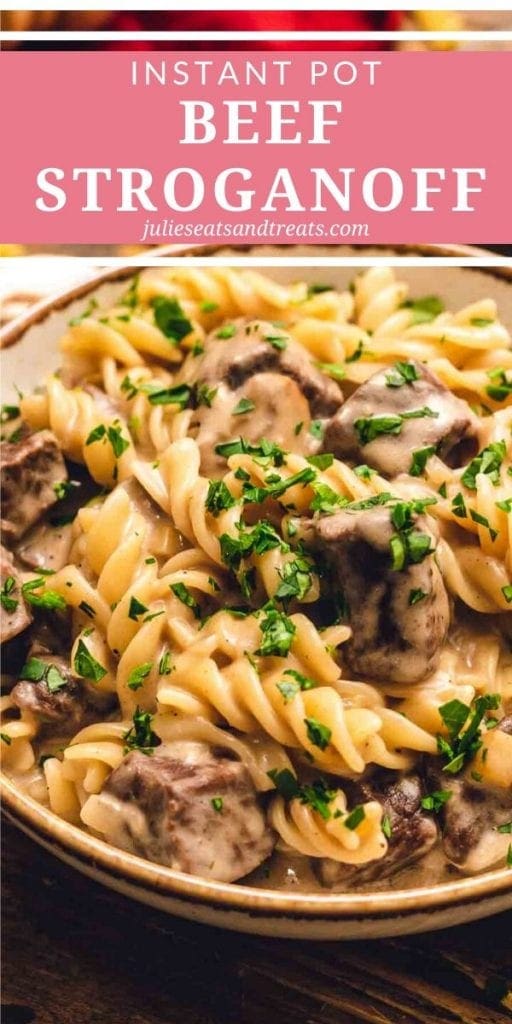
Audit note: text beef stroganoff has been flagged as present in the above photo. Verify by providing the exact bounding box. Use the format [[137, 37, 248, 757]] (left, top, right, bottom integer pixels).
[[1, 266, 511, 889]]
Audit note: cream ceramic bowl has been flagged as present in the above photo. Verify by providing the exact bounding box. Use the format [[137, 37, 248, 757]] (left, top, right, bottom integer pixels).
[[1, 246, 512, 939]]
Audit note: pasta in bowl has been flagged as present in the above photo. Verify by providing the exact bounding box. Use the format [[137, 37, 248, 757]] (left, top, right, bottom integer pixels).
[[1, 260, 511, 937]]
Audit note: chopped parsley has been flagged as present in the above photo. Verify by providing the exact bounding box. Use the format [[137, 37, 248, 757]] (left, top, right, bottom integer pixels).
[[401, 295, 444, 324], [73, 639, 107, 682], [152, 296, 193, 343], [143, 383, 192, 408], [211, 797, 224, 813], [501, 585, 512, 604], [265, 334, 288, 350], [275, 557, 313, 606], [205, 480, 236, 516], [410, 445, 436, 477], [451, 492, 467, 519], [232, 397, 255, 416], [21, 578, 66, 611], [389, 502, 434, 572], [469, 509, 498, 542], [242, 467, 316, 507], [195, 383, 218, 408], [219, 520, 285, 572], [437, 693, 501, 774], [257, 604, 296, 657], [470, 317, 494, 327], [309, 420, 325, 441], [1, 576, 18, 614], [307, 453, 334, 471], [409, 588, 428, 605], [304, 716, 332, 751], [267, 769, 337, 821], [127, 662, 153, 691], [200, 301, 219, 314], [1, 404, 20, 424], [385, 361, 420, 388], [216, 324, 237, 340], [19, 657, 68, 693], [128, 596, 149, 621], [485, 368, 512, 403], [461, 441, 506, 490], [85, 422, 130, 463], [158, 650, 173, 675], [354, 464, 377, 480], [346, 340, 365, 363], [421, 790, 452, 813], [307, 282, 334, 298], [276, 669, 316, 703], [381, 814, 392, 839], [310, 481, 346, 515], [215, 437, 286, 467], [496, 498, 512, 513], [496, 822, 512, 834], [78, 600, 95, 618], [344, 805, 366, 830], [53, 479, 78, 501], [170, 582, 201, 619], [123, 707, 160, 755], [1, 733, 12, 746], [315, 361, 346, 381]]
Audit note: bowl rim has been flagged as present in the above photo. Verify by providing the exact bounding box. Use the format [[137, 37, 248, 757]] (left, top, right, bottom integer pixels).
[[2, 774, 511, 918], [1, 241, 511, 920]]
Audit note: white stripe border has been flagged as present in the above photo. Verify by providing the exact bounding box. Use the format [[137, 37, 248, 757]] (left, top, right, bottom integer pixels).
[[2, 30, 512, 42]]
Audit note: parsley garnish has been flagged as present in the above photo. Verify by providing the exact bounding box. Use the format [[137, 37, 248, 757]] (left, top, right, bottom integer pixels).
[[1, 404, 20, 424], [158, 651, 173, 675], [127, 663, 153, 691], [21, 578, 66, 611], [354, 464, 377, 480], [267, 770, 337, 821], [128, 596, 149, 621], [19, 657, 68, 693], [152, 296, 193, 343], [385, 361, 420, 388], [170, 582, 201, 619], [410, 446, 436, 477], [485, 368, 512, 403], [401, 295, 444, 324], [346, 340, 365, 363], [215, 437, 286, 467], [233, 397, 255, 416], [68, 297, 98, 327], [211, 797, 223, 813], [265, 334, 288, 350], [469, 509, 498, 541], [421, 790, 452, 813], [309, 420, 325, 441], [501, 585, 512, 603], [381, 814, 392, 839], [275, 558, 313, 606], [409, 588, 428, 605], [461, 441, 506, 490], [304, 716, 332, 751], [257, 604, 296, 657], [307, 283, 334, 298], [219, 520, 285, 572], [437, 694, 501, 774], [205, 480, 236, 517], [123, 707, 160, 755], [216, 324, 237, 340], [344, 805, 366, 830], [315, 361, 346, 381], [1, 576, 18, 614], [195, 383, 218, 408], [73, 640, 107, 682]]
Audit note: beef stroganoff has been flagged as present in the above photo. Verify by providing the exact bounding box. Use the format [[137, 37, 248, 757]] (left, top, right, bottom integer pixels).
[[1, 266, 511, 890]]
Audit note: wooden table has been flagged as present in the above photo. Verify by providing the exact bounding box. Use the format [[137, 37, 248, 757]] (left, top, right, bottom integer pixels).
[[2, 820, 511, 1024]]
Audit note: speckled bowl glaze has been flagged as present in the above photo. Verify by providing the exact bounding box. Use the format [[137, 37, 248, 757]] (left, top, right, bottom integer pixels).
[[1, 245, 511, 939]]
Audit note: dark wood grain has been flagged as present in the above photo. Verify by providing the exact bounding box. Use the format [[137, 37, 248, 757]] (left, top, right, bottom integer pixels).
[[2, 820, 511, 1024]]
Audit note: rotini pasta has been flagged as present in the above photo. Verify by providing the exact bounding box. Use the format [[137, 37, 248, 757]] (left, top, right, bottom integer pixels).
[[2, 266, 511, 889]]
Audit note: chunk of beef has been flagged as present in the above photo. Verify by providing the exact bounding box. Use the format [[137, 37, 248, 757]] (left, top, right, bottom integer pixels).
[[1, 429, 68, 542], [97, 749, 275, 882], [317, 772, 438, 888], [185, 319, 343, 418], [16, 520, 74, 572], [11, 653, 112, 737], [323, 362, 479, 477], [426, 718, 512, 873], [313, 505, 450, 683], [0, 545, 32, 643]]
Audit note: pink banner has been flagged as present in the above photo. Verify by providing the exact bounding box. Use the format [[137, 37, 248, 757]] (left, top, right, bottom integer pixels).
[[0, 50, 509, 244]]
